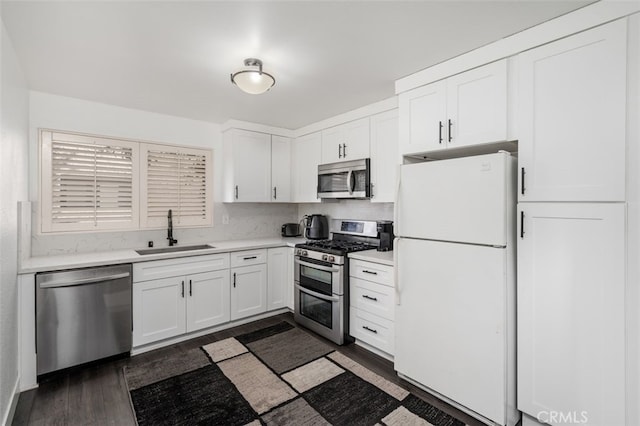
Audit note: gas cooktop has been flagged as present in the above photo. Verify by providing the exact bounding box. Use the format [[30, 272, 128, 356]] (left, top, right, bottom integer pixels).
[[295, 239, 376, 256]]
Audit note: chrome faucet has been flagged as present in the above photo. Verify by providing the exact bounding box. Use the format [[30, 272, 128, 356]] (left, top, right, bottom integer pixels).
[[167, 209, 178, 246]]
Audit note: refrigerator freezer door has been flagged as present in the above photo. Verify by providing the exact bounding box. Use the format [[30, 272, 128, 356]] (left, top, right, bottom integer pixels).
[[395, 237, 509, 425], [396, 152, 515, 246]]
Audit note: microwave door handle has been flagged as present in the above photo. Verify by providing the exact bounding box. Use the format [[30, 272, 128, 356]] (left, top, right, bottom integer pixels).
[[347, 169, 354, 195]]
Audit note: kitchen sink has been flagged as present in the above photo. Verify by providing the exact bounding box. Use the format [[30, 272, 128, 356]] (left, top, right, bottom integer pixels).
[[135, 244, 215, 255]]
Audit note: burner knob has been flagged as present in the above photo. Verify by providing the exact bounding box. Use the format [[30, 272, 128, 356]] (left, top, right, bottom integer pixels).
[[302, 250, 308, 256], [329, 256, 335, 262], [295, 249, 301, 256], [322, 254, 328, 261]]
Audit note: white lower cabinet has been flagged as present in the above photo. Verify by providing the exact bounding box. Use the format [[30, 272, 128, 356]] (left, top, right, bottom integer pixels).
[[186, 270, 230, 332], [349, 258, 395, 356], [133, 253, 231, 346], [267, 247, 289, 311], [231, 250, 268, 320], [517, 203, 626, 426]]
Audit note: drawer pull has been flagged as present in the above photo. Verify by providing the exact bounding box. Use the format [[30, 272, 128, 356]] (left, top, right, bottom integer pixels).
[[362, 270, 378, 275], [362, 294, 378, 302], [243, 256, 258, 260], [363, 325, 378, 334]]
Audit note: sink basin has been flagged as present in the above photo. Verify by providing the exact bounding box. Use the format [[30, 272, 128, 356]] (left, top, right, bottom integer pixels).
[[135, 244, 215, 255]]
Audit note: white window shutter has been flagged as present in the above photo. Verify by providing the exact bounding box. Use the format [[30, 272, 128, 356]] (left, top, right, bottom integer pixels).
[[41, 131, 140, 232], [140, 144, 212, 228]]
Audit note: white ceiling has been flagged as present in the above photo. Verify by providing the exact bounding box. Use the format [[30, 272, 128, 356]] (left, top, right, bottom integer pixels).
[[1, 1, 591, 130]]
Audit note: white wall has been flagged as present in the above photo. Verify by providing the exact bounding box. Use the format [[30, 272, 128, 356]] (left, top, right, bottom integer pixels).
[[0, 17, 29, 426], [28, 92, 297, 255]]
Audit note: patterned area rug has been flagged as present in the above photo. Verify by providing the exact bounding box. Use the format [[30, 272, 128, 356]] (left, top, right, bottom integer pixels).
[[124, 322, 466, 426]]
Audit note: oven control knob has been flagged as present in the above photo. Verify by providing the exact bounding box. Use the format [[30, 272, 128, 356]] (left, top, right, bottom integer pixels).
[[295, 249, 300, 255], [329, 256, 335, 262], [302, 250, 308, 256], [322, 254, 328, 261]]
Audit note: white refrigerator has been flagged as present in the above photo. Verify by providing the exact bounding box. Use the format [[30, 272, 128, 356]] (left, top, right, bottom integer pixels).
[[394, 152, 519, 426]]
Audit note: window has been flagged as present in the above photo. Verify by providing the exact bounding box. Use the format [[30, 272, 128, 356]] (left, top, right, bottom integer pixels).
[[40, 130, 212, 233], [41, 131, 140, 232], [140, 144, 213, 228]]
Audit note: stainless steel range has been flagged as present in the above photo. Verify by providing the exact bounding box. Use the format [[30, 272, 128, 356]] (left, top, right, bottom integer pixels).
[[294, 219, 380, 345]]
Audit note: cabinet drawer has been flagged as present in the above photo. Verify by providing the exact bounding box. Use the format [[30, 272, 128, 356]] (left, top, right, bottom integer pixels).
[[230, 249, 267, 267], [350, 277, 394, 321], [349, 308, 394, 356], [350, 259, 393, 286], [133, 253, 230, 282]]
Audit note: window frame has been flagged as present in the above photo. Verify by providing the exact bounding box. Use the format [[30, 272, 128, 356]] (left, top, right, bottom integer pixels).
[[39, 129, 213, 234]]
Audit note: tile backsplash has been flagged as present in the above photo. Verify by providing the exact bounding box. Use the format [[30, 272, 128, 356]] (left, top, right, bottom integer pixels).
[[28, 200, 394, 256], [30, 202, 298, 256]]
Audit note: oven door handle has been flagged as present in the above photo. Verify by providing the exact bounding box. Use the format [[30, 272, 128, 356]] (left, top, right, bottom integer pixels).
[[295, 284, 340, 302], [295, 258, 340, 273]]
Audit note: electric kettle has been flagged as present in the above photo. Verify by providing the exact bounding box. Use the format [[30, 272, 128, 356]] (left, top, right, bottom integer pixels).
[[304, 215, 329, 240]]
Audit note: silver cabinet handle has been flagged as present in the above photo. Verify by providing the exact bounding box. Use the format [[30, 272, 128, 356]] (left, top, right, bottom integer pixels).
[[338, 144, 343, 158], [342, 143, 347, 157]]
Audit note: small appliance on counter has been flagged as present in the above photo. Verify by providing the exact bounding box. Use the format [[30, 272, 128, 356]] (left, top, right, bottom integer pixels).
[[376, 221, 394, 251], [281, 223, 301, 237], [304, 214, 329, 240]]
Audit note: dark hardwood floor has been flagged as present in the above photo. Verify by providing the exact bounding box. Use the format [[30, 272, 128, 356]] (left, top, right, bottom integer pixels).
[[12, 313, 484, 426]]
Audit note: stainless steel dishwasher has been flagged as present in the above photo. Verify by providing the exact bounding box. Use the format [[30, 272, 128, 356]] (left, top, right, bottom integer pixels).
[[36, 264, 132, 376]]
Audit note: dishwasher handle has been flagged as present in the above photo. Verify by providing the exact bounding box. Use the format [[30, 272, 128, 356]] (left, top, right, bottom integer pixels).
[[39, 272, 131, 289]]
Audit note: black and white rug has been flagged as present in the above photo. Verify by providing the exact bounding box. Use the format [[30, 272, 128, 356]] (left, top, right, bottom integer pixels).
[[124, 322, 466, 426]]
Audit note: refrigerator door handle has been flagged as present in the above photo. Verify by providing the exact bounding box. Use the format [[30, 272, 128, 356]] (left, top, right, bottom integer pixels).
[[394, 237, 401, 305]]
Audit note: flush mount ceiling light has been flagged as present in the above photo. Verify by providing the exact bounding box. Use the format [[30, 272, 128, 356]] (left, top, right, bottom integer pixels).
[[230, 58, 275, 95]]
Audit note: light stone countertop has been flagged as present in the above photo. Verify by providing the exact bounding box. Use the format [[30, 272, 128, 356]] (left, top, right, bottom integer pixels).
[[19, 237, 306, 274], [348, 249, 394, 267]]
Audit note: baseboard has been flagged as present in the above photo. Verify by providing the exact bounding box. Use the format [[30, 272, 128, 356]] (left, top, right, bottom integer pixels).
[[2, 375, 21, 426]]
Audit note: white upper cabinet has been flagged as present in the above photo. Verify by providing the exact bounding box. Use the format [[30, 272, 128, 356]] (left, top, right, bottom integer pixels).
[[321, 117, 370, 163], [292, 131, 322, 203], [399, 81, 446, 155], [517, 20, 627, 202], [446, 61, 507, 148], [399, 60, 508, 156], [370, 109, 399, 203], [271, 135, 292, 202], [223, 129, 272, 202]]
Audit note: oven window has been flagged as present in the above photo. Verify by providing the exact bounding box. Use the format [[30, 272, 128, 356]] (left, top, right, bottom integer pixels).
[[300, 291, 332, 329], [300, 265, 331, 284]]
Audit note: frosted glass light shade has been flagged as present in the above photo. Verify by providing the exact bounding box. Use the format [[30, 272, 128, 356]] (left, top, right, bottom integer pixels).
[[230, 58, 275, 95]]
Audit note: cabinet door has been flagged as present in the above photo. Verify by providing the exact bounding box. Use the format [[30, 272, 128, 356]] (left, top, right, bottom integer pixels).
[[186, 270, 230, 332], [446, 60, 507, 148], [518, 20, 626, 202], [292, 132, 321, 203], [271, 136, 292, 202], [517, 203, 625, 426], [231, 264, 267, 320], [370, 109, 399, 203], [133, 277, 186, 346], [227, 129, 272, 202], [321, 126, 343, 163], [342, 117, 370, 160], [399, 80, 446, 155], [267, 247, 289, 310]]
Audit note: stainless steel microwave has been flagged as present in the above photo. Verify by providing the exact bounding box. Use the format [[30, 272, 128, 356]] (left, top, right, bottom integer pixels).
[[317, 158, 371, 199]]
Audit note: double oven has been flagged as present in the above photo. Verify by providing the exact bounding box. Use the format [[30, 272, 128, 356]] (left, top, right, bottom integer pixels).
[[293, 219, 380, 345], [294, 250, 348, 344]]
